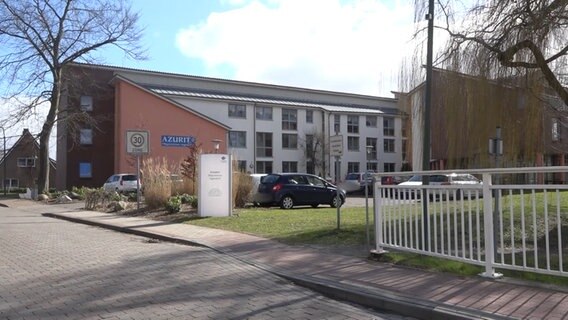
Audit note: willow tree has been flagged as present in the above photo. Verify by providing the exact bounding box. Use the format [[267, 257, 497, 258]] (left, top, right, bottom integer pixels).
[[417, 0, 568, 105], [0, 0, 144, 194]]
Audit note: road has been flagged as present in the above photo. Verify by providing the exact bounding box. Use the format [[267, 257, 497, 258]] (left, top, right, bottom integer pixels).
[[0, 205, 413, 320]]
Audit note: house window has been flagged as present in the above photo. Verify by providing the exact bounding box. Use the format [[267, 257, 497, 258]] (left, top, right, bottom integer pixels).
[[306, 110, 313, 123], [228, 103, 246, 118], [384, 139, 395, 153], [348, 162, 360, 173], [237, 160, 247, 172], [282, 109, 297, 130], [80, 128, 92, 145], [334, 114, 341, 133], [3, 178, 18, 190], [256, 132, 273, 157], [383, 117, 395, 136], [80, 95, 93, 111], [552, 118, 561, 142], [79, 162, 92, 178], [17, 157, 35, 167], [347, 136, 359, 151], [229, 131, 246, 148], [366, 115, 377, 127], [366, 137, 377, 160], [384, 163, 395, 172], [282, 161, 297, 173], [282, 133, 298, 149], [256, 106, 272, 120], [347, 115, 359, 133], [256, 161, 273, 174], [367, 163, 378, 172]]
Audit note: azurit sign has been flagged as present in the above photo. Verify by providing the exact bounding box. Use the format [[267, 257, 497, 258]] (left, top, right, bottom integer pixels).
[[161, 135, 196, 147]]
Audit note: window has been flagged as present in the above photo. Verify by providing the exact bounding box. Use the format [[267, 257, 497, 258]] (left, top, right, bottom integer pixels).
[[348, 162, 360, 173], [282, 109, 297, 130], [228, 103, 246, 118], [282, 161, 297, 173], [347, 136, 359, 151], [334, 114, 341, 133], [17, 157, 35, 167], [79, 162, 92, 178], [366, 137, 377, 160], [383, 117, 395, 136], [256, 132, 273, 157], [3, 178, 18, 190], [80, 95, 93, 111], [282, 133, 298, 149], [80, 129, 92, 145], [552, 118, 561, 142], [367, 163, 378, 172], [366, 115, 377, 127], [229, 131, 246, 148], [384, 139, 395, 153], [237, 160, 247, 172], [256, 106, 272, 120], [306, 110, 313, 123], [347, 115, 359, 133], [256, 161, 273, 174], [384, 163, 395, 172]]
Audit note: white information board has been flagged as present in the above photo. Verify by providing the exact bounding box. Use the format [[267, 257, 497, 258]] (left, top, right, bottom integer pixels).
[[198, 154, 232, 217], [329, 135, 343, 157]]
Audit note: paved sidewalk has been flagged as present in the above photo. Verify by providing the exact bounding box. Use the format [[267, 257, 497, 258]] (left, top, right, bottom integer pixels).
[[17, 200, 568, 320]]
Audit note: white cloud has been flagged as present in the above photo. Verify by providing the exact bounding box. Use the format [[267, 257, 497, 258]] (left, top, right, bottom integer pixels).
[[176, 0, 416, 96]]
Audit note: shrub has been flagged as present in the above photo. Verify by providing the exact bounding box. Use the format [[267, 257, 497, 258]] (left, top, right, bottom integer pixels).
[[179, 193, 192, 204], [187, 195, 198, 208], [141, 157, 173, 209], [232, 171, 253, 208], [165, 196, 182, 214], [84, 188, 116, 210]]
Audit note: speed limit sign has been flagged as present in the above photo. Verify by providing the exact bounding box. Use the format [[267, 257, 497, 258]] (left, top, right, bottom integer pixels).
[[126, 130, 149, 154]]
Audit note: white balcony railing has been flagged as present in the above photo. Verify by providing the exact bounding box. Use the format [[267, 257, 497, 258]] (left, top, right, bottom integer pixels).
[[373, 167, 568, 278]]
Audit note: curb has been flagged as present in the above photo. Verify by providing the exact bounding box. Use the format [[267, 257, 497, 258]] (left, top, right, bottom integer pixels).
[[42, 212, 514, 320]]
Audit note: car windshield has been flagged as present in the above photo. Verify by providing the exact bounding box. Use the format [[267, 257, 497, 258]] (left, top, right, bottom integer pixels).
[[408, 175, 422, 182], [345, 173, 359, 180]]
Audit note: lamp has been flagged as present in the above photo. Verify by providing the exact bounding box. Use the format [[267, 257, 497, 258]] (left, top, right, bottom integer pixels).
[[212, 139, 222, 153]]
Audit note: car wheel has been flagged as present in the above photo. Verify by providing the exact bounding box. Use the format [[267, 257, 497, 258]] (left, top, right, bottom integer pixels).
[[280, 196, 294, 209], [330, 195, 342, 208], [311, 204, 318, 208]]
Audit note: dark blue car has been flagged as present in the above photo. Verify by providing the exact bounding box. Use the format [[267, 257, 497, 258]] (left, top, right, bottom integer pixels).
[[256, 173, 346, 209]]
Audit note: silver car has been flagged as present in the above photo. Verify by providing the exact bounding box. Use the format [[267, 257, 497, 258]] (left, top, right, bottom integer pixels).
[[103, 174, 141, 193]]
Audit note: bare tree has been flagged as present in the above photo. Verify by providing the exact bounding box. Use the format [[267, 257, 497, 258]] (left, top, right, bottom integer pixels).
[[414, 0, 568, 105], [298, 130, 328, 177], [0, 0, 144, 194]]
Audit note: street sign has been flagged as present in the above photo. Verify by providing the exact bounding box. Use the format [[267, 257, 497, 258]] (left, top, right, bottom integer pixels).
[[329, 135, 343, 157], [126, 130, 149, 154]]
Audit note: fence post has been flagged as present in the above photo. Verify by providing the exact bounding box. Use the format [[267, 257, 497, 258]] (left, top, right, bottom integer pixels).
[[480, 173, 503, 278], [372, 184, 386, 254]]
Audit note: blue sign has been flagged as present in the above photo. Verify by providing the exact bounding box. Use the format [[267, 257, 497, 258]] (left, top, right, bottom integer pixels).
[[161, 135, 196, 147]]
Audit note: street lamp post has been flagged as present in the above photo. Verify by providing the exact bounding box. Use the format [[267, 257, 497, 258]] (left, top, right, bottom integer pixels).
[[365, 145, 374, 251]]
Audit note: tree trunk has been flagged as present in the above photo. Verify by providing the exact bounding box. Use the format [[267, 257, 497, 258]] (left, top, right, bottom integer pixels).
[[37, 73, 61, 195]]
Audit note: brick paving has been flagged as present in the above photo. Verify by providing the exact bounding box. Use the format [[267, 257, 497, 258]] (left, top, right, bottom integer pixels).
[[6, 199, 568, 319], [0, 202, 411, 320]]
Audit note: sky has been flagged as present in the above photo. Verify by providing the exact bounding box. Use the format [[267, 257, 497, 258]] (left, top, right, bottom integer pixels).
[[103, 0, 420, 97]]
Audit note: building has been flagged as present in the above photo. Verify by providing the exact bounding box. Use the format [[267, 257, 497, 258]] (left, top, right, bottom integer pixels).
[[56, 63, 403, 191], [398, 68, 567, 182], [0, 129, 56, 190]]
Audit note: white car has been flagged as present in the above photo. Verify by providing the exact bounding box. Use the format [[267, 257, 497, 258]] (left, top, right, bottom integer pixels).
[[398, 173, 482, 199], [103, 174, 141, 193]]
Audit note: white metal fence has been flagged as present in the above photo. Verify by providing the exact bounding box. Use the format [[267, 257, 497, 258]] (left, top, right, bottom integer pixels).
[[373, 167, 568, 278]]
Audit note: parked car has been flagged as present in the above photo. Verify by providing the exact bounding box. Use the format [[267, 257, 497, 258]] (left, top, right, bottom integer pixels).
[[397, 173, 482, 199], [248, 173, 267, 206], [103, 174, 141, 193], [256, 173, 346, 209], [341, 172, 374, 194]]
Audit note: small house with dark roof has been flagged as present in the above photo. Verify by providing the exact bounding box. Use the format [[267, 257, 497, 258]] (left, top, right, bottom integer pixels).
[[0, 129, 56, 191]]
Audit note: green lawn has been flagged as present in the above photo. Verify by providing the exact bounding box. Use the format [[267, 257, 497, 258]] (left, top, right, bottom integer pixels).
[[185, 206, 374, 246]]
